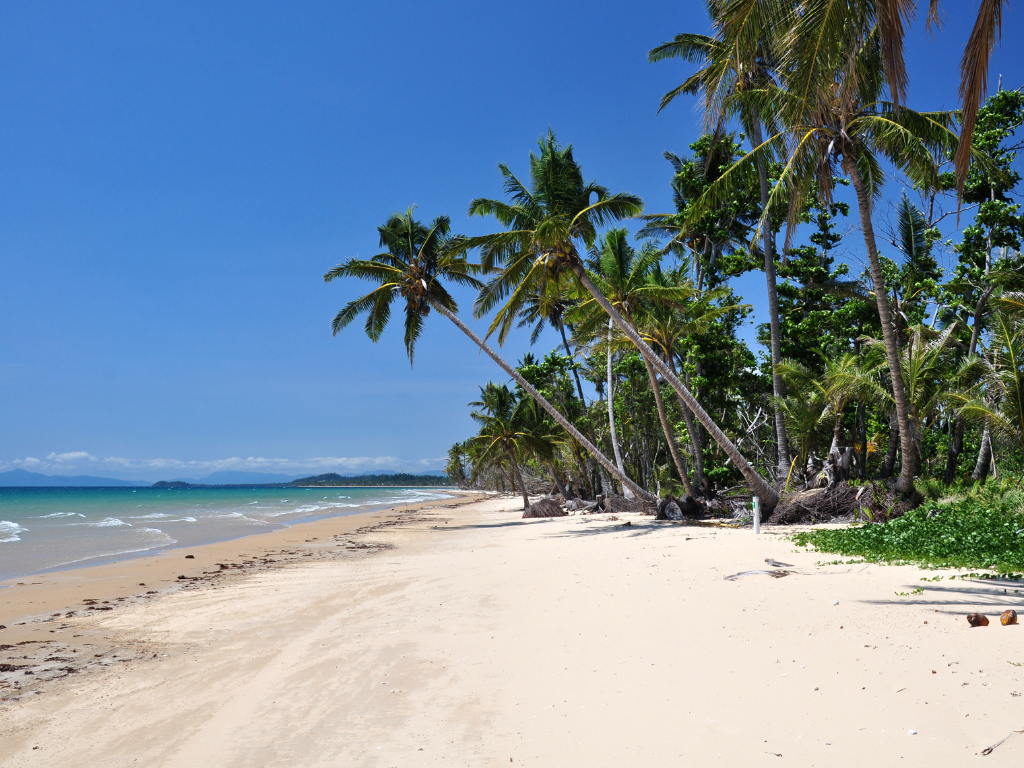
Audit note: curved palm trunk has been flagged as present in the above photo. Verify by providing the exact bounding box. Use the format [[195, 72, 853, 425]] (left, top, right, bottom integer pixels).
[[751, 118, 791, 479], [845, 159, 917, 497], [972, 423, 993, 481], [669, 354, 705, 492], [429, 299, 656, 503], [605, 320, 632, 498], [642, 355, 696, 498], [505, 445, 531, 510], [570, 266, 779, 510]]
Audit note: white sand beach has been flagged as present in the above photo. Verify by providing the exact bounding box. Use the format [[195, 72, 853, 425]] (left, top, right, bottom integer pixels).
[[2, 494, 1024, 766]]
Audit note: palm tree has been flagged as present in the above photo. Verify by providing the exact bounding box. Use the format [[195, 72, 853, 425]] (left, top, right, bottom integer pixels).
[[511, 273, 588, 405], [649, 2, 792, 480], [769, 0, 1008, 196], [465, 132, 780, 509], [695, 27, 959, 499], [323, 207, 653, 502], [954, 300, 1024, 479], [571, 230, 701, 497], [467, 383, 545, 510]]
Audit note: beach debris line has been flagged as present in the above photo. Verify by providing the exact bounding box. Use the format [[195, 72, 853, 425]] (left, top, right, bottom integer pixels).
[[1001, 610, 1018, 625], [967, 613, 990, 627], [765, 558, 793, 568], [522, 498, 566, 519], [724, 569, 793, 581]]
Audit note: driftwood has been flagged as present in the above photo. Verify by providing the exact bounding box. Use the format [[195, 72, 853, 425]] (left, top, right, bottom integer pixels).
[[724, 570, 793, 581], [603, 496, 658, 515], [522, 498, 567, 518], [656, 494, 704, 520], [767, 482, 913, 525]]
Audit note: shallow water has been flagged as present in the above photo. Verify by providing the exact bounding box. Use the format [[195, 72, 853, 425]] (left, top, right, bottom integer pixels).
[[0, 486, 454, 580]]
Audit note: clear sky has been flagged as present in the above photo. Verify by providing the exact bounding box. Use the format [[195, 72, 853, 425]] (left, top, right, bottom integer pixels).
[[1, 1, 1022, 481]]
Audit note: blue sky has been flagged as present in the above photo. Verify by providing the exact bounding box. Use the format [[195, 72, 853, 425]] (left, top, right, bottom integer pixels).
[[1, 1, 1022, 481]]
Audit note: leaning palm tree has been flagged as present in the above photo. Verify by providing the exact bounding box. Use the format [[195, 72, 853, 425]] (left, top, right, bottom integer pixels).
[[464, 132, 780, 509], [323, 207, 653, 502], [570, 230, 701, 498], [649, 1, 793, 480]]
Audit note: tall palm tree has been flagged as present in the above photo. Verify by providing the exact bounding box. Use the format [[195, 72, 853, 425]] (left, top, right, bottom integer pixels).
[[571, 231, 701, 497], [465, 132, 780, 509], [772, 0, 1007, 197], [650, 1, 792, 480], [323, 208, 653, 502], [695, 28, 959, 499]]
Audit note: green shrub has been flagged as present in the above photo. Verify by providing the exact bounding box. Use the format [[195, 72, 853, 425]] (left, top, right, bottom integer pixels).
[[793, 479, 1024, 572]]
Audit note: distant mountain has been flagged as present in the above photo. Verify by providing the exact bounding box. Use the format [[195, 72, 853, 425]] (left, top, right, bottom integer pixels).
[[199, 471, 302, 484], [0, 469, 150, 487], [289, 472, 451, 487]]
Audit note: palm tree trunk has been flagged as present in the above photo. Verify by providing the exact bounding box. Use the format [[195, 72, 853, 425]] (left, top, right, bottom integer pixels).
[[557, 321, 587, 404], [972, 423, 993, 481], [642, 356, 696, 498], [505, 446, 531, 510], [750, 118, 791, 479], [429, 299, 656, 503], [669, 354, 705, 492], [844, 158, 917, 498], [606, 319, 630, 497], [570, 266, 779, 510]]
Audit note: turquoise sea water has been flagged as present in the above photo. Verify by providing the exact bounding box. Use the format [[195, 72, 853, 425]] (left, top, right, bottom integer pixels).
[[0, 486, 454, 581]]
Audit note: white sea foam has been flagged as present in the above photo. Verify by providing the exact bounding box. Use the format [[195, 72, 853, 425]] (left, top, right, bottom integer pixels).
[[37, 511, 81, 518], [0, 521, 28, 543], [73, 517, 131, 528]]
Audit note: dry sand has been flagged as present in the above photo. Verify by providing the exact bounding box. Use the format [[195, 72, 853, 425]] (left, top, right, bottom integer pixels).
[[2, 494, 1024, 766]]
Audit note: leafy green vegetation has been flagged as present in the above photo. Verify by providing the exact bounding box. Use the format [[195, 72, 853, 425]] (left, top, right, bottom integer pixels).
[[794, 482, 1024, 573]]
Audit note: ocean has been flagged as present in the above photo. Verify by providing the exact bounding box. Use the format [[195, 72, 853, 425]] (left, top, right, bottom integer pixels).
[[0, 485, 454, 581]]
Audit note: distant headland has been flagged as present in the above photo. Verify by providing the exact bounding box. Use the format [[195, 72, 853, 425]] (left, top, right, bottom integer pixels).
[[151, 472, 451, 489]]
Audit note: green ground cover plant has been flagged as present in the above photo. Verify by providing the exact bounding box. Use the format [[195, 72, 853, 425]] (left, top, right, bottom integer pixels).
[[793, 480, 1024, 573]]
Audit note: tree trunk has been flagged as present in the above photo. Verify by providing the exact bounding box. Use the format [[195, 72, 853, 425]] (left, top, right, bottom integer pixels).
[[844, 158, 917, 498], [570, 266, 779, 510], [605, 320, 630, 497], [505, 445, 530, 510], [642, 356, 696, 498], [669, 354, 705, 493], [947, 284, 996, 482], [547, 460, 569, 498], [972, 423, 993, 481], [944, 417, 965, 484], [429, 299, 656, 502], [880, 412, 899, 479], [857, 400, 868, 479], [751, 118, 790, 479], [557, 321, 587, 404]]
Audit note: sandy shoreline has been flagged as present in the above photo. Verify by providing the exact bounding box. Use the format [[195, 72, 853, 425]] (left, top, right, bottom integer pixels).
[[2, 496, 1024, 765]]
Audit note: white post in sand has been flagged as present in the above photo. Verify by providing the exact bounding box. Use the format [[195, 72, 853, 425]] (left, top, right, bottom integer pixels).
[[753, 495, 761, 535]]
